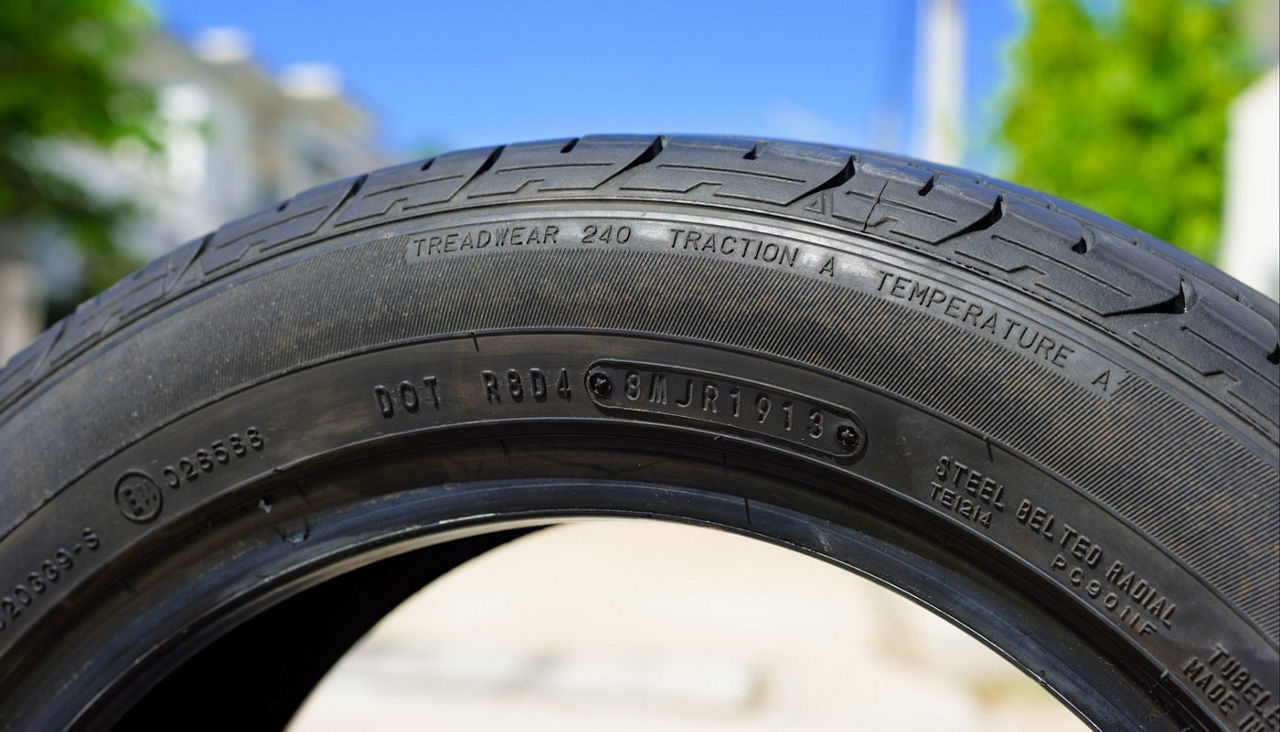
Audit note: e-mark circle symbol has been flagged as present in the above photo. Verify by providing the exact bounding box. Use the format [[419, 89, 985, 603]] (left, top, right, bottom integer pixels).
[[115, 471, 163, 523]]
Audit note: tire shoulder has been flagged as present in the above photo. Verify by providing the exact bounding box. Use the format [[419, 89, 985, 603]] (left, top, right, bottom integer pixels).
[[2, 135, 1276, 434]]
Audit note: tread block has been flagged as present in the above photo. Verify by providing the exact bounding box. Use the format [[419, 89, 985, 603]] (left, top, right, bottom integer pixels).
[[0, 233, 209, 407], [826, 158, 905, 226], [337, 147, 500, 225], [1133, 284, 1280, 414], [43, 265, 169, 369], [202, 177, 358, 274], [466, 135, 658, 196], [619, 137, 849, 205], [0, 322, 62, 407], [951, 199, 1185, 315], [858, 160, 1001, 243]]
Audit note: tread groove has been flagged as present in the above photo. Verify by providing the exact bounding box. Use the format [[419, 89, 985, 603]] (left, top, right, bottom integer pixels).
[[1111, 277, 1193, 316], [918, 173, 936, 196], [598, 135, 667, 185], [934, 195, 1004, 244], [467, 145, 506, 187], [167, 233, 212, 291], [787, 155, 856, 206], [329, 174, 368, 221]]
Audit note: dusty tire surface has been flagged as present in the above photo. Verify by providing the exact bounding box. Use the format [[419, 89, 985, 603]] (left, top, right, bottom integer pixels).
[[0, 135, 1276, 729]]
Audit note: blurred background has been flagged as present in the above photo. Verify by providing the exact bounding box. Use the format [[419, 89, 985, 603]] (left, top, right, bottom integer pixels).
[[1, 0, 1277, 728], [288, 521, 1084, 731]]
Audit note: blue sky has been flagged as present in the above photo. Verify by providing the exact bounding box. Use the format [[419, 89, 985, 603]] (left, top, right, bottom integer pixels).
[[156, 0, 1021, 171]]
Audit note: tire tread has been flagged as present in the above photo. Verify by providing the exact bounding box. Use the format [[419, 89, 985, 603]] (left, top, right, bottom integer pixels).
[[2, 135, 1276, 435]]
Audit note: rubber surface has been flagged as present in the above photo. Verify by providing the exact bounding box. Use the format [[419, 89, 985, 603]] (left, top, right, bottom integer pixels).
[[3, 137, 1276, 433], [0, 135, 1276, 729]]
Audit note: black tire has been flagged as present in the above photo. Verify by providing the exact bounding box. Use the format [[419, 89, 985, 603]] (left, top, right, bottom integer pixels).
[[0, 135, 1275, 730]]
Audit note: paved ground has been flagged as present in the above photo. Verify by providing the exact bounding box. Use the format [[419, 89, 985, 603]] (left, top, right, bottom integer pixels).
[[289, 520, 1083, 731]]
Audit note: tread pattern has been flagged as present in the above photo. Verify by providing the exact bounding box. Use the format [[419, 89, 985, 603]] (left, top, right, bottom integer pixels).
[[3, 134, 1274, 435]]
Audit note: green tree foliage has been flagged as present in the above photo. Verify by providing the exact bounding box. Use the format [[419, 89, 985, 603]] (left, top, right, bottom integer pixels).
[[0, 0, 159, 295], [999, 0, 1260, 262]]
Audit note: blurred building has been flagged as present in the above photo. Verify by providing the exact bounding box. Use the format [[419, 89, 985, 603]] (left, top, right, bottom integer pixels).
[[1218, 0, 1280, 303], [1219, 0, 1280, 302], [1220, 66, 1280, 300], [0, 27, 387, 363]]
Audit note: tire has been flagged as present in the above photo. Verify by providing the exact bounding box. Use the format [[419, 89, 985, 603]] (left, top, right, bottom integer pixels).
[[0, 135, 1275, 730]]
